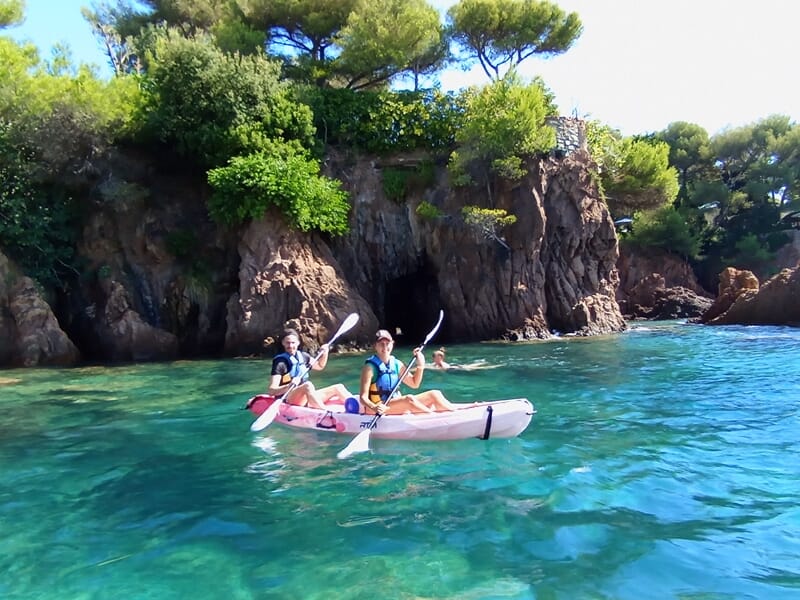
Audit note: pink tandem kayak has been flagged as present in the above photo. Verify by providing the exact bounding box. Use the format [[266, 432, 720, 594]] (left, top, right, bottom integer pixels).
[[246, 395, 535, 441]]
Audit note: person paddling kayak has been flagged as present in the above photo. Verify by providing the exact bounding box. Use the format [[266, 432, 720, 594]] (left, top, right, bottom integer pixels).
[[358, 329, 456, 415], [268, 328, 352, 410]]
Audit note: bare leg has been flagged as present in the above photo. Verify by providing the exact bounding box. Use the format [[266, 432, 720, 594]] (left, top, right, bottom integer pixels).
[[381, 395, 434, 415], [413, 389, 456, 411], [286, 382, 327, 409], [316, 383, 353, 404]]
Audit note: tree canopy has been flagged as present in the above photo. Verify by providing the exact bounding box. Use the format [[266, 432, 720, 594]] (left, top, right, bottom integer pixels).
[[447, 0, 582, 80], [587, 122, 679, 217], [656, 121, 715, 207], [0, 0, 24, 28], [449, 71, 557, 188], [138, 28, 314, 168], [5, 0, 799, 294], [333, 0, 445, 90]]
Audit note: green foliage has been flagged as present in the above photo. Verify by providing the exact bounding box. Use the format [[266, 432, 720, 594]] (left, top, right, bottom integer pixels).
[[301, 86, 465, 153], [711, 115, 798, 204], [166, 229, 199, 261], [0, 125, 76, 287], [382, 168, 409, 202], [139, 28, 315, 168], [448, 72, 556, 185], [656, 121, 714, 207], [82, 2, 146, 75], [729, 233, 774, 270], [212, 17, 267, 55], [416, 200, 443, 220], [0, 0, 24, 28], [599, 136, 679, 217], [0, 35, 143, 288], [112, 0, 235, 33], [381, 162, 436, 203], [207, 147, 350, 235], [244, 0, 357, 62], [333, 0, 446, 90], [585, 119, 619, 170], [243, 0, 446, 88], [447, 0, 582, 80], [0, 37, 144, 179], [462, 205, 517, 249], [626, 206, 701, 259], [656, 115, 800, 285]]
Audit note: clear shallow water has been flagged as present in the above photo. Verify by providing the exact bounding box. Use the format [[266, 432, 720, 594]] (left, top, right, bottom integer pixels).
[[1, 321, 799, 599]]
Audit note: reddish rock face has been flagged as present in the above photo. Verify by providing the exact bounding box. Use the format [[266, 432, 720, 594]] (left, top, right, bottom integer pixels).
[[223, 216, 378, 356], [614, 247, 714, 319], [540, 150, 626, 336], [699, 267, 760, 324], [327, 149, 626, 343], [95, 279, 179, 362], [700, 266, 800, 326], [1, 148, 630, 366]]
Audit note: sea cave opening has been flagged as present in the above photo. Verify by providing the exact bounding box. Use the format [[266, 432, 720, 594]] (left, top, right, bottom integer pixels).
[[383, 262, 446, 347]]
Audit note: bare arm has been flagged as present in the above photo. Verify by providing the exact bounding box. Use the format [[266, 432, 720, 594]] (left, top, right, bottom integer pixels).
[[402, 348, 426, 389], [268, 373, 292, 396], [359, 364, 377, 411], [268, 358, 307, 396], [312, 344, 330, 370]]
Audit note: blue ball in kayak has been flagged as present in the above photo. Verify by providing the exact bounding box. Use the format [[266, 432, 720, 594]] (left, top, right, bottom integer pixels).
[[344, 396, 360, 414]]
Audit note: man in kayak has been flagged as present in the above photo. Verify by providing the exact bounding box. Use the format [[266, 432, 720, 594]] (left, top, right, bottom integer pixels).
[[359, 329, 457, 415], [268, 328, 352, 409]]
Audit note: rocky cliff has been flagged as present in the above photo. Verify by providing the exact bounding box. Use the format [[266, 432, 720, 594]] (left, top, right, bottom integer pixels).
[[0, 149, 626, 366], [616, 245, 714, 319], [327, 148, 625, 343], [699, 265, 800, 326]]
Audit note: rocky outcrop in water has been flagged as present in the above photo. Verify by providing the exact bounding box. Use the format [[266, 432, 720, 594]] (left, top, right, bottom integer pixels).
[[325, 149, 625, 342], [698, 267, 760, 324], [699, 265, 800, 326], [0, 252, 80, 367], [1, 148, 627, 366], [616, 245, 712, 319]]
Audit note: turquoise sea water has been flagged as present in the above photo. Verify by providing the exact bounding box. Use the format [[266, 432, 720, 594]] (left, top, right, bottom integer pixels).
[[1, 321, 799, 599]]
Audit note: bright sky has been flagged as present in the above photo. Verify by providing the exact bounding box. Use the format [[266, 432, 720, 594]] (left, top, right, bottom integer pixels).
[[8, 0, 800, 137]]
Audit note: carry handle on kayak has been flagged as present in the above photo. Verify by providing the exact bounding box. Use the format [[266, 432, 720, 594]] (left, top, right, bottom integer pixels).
[[337, 310, 443, 459]]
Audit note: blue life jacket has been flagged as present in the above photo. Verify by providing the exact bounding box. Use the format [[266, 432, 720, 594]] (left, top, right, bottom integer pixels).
[[273, 351, 310, 385], [366, 355, 401, 403]]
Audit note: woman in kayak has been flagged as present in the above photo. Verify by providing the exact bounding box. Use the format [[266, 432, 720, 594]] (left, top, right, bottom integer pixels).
[[268, 328, 352, 409], [359, 329, 457, 415]]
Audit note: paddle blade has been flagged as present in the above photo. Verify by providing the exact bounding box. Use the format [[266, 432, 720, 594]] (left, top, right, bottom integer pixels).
[[424, 309, 444, 345], [337, 429, 371, 459], [250, 398, 282, 432], [334, 313, 360, 340]]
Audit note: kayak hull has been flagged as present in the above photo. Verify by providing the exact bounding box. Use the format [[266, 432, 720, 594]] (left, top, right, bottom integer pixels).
[[246, 395, 535, 441]]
